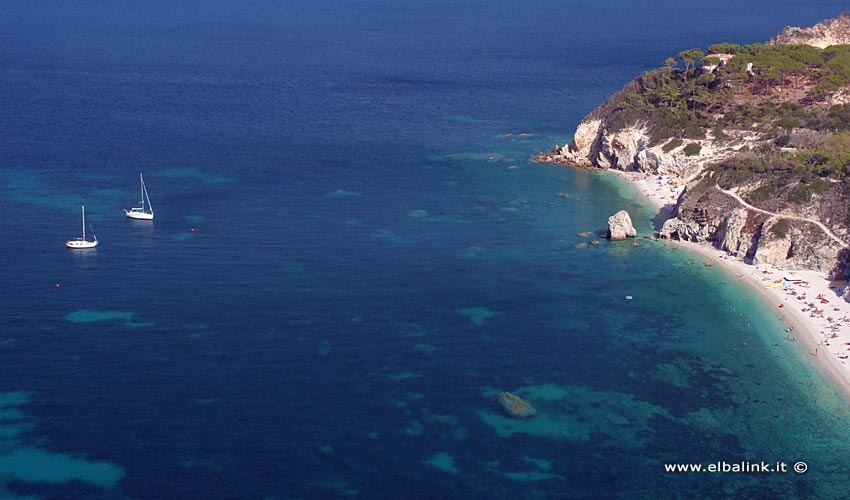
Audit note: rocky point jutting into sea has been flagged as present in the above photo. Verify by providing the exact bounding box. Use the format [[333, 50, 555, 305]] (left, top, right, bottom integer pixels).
[[539, 13, 850, 277]]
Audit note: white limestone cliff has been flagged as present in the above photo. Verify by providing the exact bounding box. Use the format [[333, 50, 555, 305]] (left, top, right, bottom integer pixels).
[[769, 12, 850, 48], [542, 120, 746, 180]]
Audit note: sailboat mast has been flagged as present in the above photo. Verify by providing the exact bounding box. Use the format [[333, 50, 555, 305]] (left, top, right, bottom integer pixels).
[[82, 206, 86, 240], [140, 173, 145, 207]]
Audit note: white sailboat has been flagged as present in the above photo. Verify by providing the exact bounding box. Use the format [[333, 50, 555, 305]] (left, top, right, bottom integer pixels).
[[125, 173, 154, 220], [66, 206, 98, 249]]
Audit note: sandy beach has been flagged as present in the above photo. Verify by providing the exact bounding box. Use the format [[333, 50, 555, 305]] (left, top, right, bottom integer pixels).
[[613, 169, 850, 398]]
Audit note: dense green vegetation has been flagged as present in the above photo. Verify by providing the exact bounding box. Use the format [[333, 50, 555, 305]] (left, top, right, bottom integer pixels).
[[592, 40, 850, 211], [708, 130, 850, 190], [592, 43, 850, 147]]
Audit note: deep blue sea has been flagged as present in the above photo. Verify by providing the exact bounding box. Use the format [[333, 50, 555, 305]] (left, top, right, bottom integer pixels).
[[2, 1, 850, 499]]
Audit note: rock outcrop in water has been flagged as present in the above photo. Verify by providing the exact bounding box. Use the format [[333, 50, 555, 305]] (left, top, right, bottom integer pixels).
[[539, 13, 850, 274], [496, 391, 537, 418], [607, 210, 637, 240]]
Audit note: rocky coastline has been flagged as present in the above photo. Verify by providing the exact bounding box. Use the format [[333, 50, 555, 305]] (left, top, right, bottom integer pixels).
[[538, 13, 850, 277]]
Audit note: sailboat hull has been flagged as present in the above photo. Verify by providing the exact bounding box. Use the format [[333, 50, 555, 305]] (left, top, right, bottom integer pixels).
[[66, 239, 98, 249], [125, 209, 153, 220]]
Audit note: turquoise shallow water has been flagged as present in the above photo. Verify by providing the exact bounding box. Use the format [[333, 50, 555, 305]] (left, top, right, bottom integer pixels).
[[1, 1, 850, 499]]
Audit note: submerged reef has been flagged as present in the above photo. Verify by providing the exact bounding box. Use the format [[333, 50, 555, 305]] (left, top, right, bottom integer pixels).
[[496, 391, 537, 418]]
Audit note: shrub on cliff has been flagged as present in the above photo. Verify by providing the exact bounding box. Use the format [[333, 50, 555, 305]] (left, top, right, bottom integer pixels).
[[769, 218, 791, 238], [662, 138, 684, 152], [683, 143, 702, 156]]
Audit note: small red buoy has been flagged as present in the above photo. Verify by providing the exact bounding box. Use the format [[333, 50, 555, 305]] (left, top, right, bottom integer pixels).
[[55, 283, 61, 288], [190, 228, 196, 232]]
